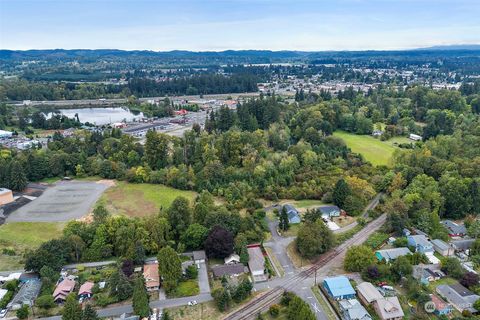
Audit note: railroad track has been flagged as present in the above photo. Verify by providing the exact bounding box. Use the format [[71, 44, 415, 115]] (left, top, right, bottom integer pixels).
[[223, 213, 387, 320]]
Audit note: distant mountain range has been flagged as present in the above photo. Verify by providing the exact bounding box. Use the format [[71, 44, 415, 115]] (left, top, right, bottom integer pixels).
[[0, 45, 479, 62], [417, 44, 480, 51]]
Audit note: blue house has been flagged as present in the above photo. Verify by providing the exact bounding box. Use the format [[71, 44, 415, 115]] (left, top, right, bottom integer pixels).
[[323, 276, 356, 300], [407, 235, 434, 253], [318, 205, 342, 218], [283, 204, 301, 224], [375, 247, 411, 263]]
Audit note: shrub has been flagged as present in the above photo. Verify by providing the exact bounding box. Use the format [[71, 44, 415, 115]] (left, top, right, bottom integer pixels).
[[269, 304, 280, 317], [36, 295, 55, 309], [16, 304, 29, 319], [185, 265, 198, 280]]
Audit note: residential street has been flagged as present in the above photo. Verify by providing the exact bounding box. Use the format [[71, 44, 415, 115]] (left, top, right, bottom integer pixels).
[[39, 195, 383, 320]]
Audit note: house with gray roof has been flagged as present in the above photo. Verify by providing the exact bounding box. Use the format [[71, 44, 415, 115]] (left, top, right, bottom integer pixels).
[[442, 220, 467, 237], [431, 239, 454, 256], [247, 246, 267, 282], [375, 247, 411, 263], [436, 283, 480, 313], [451, 239, 475, 252], [339, 299, 372, 320], [373, 296, 404, 320], [357, 282, 383, 305], [211, 264, 246, 278]]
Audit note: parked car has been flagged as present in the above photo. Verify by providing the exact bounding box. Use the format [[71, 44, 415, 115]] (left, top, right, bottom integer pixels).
[[188, 300, 197, 306], [0, 309, 8, 318]]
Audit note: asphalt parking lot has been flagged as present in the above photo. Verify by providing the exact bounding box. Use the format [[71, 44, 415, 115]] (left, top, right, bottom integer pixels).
[[7, 181, 108, 222]]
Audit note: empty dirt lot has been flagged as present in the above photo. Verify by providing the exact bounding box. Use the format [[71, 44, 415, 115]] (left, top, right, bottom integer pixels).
[[7, 181, 109, 222]]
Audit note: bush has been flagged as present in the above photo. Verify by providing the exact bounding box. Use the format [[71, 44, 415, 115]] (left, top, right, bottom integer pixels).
[[16, 304, 29, 319], [0, 291, 14, 309], [94, 293, 116, 307], [185, 265, 198, 280], [36, 295, 55, 309], [269, 304, 280, 317], [4, 279, 19, 291]]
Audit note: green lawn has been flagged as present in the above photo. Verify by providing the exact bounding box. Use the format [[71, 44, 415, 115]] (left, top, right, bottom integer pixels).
[[293, 199, 326, 208], [0, 222, 64, 270], [99, 181, 197, 217], [333, 131, 406, 166], [169, 280, 200, 298]]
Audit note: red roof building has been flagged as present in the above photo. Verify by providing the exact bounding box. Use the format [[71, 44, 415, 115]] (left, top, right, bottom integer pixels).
[[53, 278, 76, 303]]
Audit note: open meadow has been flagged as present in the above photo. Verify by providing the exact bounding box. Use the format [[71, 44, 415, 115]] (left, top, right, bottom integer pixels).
[[98, 181, 197, 217], [0, 222, 64, 271], [333, 131, 411, 166]]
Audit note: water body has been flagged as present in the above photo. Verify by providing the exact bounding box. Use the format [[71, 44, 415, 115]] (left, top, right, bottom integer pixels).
[[46, 107, 144, 125]]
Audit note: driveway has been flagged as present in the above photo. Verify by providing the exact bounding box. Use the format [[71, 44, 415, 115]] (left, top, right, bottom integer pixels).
[[197, 262, 210, 294], [263, 216, 296, 276]]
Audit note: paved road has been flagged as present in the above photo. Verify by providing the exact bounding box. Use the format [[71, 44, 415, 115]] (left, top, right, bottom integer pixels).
[[231, 194, 386, 320], [40, 293, 213, 320], [263, 218, 295, 277]]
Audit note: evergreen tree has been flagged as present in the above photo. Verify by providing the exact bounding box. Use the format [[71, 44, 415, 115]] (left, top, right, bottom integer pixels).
[[132, 275, 150, 318], [62, 294, 82, 320], [9, 161, 28, 191], [157, 246, 182, 292], [279, 206, 290, 231], [333, 178, 351, 208], [81, 304, 98, 320]]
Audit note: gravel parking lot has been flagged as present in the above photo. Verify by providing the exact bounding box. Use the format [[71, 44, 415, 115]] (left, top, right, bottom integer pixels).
[[7, 181, 109, 222]]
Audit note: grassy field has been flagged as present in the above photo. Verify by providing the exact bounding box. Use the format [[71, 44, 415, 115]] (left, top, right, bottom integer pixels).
[[0, 222, 64, 270], [169, 280, 200, 298], [99, 181, 197, 217], [165, 301, 222, 320], [333, 131, 409, 166], [292, 199, 326, 208]]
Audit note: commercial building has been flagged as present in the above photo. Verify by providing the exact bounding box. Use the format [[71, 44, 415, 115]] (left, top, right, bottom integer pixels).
[[247, 246, 267, 282], [431, 239, 454, 256], [323, 276, 356, 300]]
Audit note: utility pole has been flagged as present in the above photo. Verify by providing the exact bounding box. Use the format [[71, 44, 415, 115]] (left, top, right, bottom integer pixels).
[[314, 267, 317, 286]]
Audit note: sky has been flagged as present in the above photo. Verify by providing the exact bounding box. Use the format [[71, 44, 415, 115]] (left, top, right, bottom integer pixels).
[[1, 0, 479, 51]]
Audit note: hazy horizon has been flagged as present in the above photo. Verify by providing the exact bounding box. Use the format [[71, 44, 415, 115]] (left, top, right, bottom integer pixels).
[[1, 0, 480, 51]]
